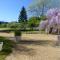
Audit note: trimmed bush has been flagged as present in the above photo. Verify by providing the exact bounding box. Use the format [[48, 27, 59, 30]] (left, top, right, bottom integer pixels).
[[14, 30, 21, 36]]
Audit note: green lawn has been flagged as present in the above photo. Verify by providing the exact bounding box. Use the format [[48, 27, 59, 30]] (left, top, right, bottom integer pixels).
[[0, 28, 10, 30]]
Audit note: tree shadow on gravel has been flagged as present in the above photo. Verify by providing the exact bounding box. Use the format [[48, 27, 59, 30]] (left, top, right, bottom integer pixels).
[[18, 40, 56, 46], [14, 44, 36, 56], [13, 40, 57, 56]]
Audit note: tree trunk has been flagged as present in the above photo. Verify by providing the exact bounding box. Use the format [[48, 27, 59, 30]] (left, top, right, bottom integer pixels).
[[56, 35, 60, 46], [49, 27, 53, 34]]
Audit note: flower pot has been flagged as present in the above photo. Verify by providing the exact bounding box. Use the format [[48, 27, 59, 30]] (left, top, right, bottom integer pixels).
[[14, 30, 21, 42], [0, 42, 3, 51], [15, 36, 21, 42]]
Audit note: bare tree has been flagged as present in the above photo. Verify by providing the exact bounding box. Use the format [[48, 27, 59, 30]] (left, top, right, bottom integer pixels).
[[29, 0, 60, 16]]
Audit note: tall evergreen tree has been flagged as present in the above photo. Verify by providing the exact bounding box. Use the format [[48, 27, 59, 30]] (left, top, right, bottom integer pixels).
[[18, 6, 27, 30], [18, 6, 27, 23]]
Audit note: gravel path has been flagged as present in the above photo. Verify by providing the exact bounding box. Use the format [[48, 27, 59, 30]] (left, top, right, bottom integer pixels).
[[5, 44, 60, 60]]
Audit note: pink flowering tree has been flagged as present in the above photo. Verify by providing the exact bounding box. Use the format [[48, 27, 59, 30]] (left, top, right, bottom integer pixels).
[[39, 8, 60, 34], [39, 8, 60, 45]]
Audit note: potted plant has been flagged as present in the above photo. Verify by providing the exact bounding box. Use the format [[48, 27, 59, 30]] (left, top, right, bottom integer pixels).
[[14, 30, 21, 42]]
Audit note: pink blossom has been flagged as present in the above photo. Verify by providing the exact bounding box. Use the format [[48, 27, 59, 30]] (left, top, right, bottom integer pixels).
[[39, 8, 60, 31], [46, 8, 58, 19]]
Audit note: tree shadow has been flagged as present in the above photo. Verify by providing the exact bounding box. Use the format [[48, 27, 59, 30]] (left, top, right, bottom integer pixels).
[[13, 40, 57, 56], [14, 44, 35, 56], [6, 36, 58, 56], [18, 40, 56, 46]]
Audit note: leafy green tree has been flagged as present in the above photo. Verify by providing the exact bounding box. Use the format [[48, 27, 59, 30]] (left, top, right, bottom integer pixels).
[[28, 17, 40, 30], [0, 24, 7, 28]]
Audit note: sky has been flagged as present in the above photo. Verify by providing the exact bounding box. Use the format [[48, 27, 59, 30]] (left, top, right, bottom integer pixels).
[[0, 0, 32, 22], [0, 0, 60, 22]]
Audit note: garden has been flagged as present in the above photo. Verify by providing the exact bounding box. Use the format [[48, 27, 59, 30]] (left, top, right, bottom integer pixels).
[[0, 0, 60, 60]]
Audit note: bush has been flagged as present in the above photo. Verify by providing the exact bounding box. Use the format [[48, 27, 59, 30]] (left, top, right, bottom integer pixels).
[[7, 22, 21, 29], [14, 30, 21, 36], [0, 37, 15, 55]]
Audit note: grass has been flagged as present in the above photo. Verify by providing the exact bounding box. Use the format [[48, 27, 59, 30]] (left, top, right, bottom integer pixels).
[[0, 55, 7, 60], [0, 28, 45, 33], [0, 28, 10, 30], [22, 30, 46, 34], [0, 36, 16, 60]]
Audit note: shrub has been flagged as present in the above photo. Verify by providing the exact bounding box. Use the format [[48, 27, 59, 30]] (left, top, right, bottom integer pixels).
[[0, 37, 16, 55], [14, 30, 21, 36]]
